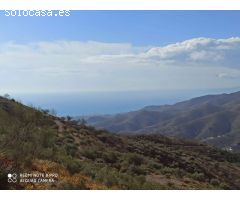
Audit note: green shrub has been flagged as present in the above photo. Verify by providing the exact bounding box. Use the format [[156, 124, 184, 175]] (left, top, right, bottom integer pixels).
[[65, 143, 78, 157], [190, 172, 206, 182], [102, 151, 118, 163], [66, 159, 82, 174], [210, 178, 220, 186], [127, 165, 146, 175], [126, 153, 145, 166], [149, 161, 163, 170], [81, 149, 99, 160], [161, 167, 176, 175]]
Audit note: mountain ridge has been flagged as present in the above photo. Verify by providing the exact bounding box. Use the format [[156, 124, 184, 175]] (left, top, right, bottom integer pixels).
[[82, 91, 240, 152]]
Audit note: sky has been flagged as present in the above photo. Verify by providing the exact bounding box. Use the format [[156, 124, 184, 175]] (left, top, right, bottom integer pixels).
[[0, 10, 240, 96]]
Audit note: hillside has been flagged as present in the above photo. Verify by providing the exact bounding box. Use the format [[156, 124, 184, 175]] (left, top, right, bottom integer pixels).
[[83, 91, 240, 152], [1, 96, 240, 189]]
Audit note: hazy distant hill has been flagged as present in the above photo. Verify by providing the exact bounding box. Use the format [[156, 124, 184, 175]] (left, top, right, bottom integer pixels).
[[83, 91, 240, 151], [1, 95, 240, 189]]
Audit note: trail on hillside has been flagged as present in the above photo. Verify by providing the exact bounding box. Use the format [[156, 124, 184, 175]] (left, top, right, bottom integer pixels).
[[54, 120, 64, 133]]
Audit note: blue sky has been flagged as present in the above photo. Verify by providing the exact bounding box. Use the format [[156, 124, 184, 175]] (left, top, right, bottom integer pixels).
[[0, 11, 240, 95], [0, 11, 240, 46]]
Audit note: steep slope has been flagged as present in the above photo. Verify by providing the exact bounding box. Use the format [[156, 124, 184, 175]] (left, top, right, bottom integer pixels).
[[1, 96, 240, 189], [83, 91, 240, 151]]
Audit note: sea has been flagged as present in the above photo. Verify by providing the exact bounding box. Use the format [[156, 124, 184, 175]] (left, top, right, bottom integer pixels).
[[10, 88, 239, 117]]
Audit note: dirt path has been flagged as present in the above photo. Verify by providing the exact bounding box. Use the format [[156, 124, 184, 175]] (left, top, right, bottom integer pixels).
[[54, 120, 64, 133]]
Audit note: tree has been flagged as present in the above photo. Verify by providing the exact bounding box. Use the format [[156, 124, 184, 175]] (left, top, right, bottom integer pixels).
[[66, 116, 72, 121]]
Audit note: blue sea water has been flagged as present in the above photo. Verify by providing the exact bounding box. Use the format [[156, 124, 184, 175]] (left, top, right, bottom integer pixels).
[[10, 88, 239, 117]]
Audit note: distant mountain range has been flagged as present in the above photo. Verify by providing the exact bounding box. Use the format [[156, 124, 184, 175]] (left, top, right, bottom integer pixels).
[[81, 91, 240, 151]]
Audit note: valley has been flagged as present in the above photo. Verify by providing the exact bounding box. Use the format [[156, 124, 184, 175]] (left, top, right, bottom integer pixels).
[[81, 91, 240, 152]]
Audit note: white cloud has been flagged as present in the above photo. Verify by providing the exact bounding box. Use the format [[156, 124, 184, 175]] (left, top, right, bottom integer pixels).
[[144, 37, 240, 67], [217, 72, 240, 79], [0, 37, 240, 93]]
